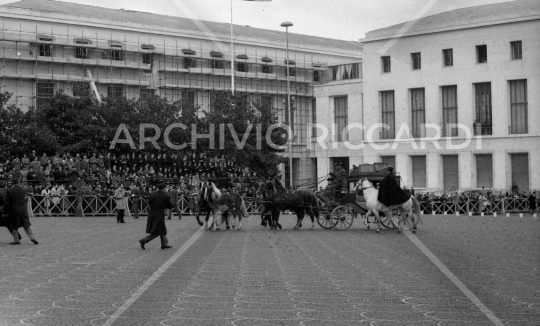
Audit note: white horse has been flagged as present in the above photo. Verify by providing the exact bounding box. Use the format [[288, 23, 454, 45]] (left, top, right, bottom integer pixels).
[[206, 183, 249, 231], [356, 177, 421, 233]]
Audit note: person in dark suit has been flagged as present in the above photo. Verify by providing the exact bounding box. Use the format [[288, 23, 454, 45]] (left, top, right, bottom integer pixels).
[[5, 179, 38, 245], [139, 183, 173, 250], [0, 181, 22, 241], [167, 186, 182, 220], [377, 166, 410, 207]]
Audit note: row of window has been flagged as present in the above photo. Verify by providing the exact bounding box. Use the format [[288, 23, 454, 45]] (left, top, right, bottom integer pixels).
[[379, 153, 529, 192], [37, 44, 317, 78], [379, 80, 528, 139], [381, 41, 523, 72], [36, 83, 285, 113]]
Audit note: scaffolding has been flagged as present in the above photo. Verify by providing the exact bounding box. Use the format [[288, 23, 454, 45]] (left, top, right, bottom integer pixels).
[[0, 22, 359, 189]]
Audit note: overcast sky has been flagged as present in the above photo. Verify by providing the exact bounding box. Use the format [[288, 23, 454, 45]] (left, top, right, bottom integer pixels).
[[1, 0, 517, 40]]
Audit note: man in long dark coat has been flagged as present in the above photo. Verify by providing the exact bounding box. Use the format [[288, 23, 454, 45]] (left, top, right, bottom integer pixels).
[[377, 166, 410, 207], [0, 181, 22, 241], [5, 179, 38, 245], [529, 191, 537, 214], [139, 183, 173, 250]]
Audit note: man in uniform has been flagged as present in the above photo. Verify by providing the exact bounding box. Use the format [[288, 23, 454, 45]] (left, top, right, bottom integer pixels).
[[4, 179, 38, 245], [377, 166, 410, 207], [139, 183, 173, 250]]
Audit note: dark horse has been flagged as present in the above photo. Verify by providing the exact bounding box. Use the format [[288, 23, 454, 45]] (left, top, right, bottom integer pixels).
[[257, 183, 281, 229], [259, 180, 319, 231]]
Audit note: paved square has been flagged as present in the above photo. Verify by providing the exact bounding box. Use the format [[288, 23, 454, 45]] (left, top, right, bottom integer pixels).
[[0, 214, 539, 325]]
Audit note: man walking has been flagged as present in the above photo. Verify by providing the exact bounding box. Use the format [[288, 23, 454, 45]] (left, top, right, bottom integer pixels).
[[5, 179, 38, 245], [139, 183, 173, 250], [167, 185, 182, 220]]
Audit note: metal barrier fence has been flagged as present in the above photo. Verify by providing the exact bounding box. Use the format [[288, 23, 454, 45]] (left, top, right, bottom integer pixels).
[[27, 195, 539, 217], [419, 198, 538, 215], [28, 195, 264, 217]]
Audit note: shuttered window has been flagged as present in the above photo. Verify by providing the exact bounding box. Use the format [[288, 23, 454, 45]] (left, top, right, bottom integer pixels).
[[442, 86, 458, 137], [474, 82, 492, 135], [381, 91, 395, 139], [411, 53, 421, 70], [511, 154, 529, 192], [511, 41, 522, 60], [443, 49, 453, 67], [443, 155, 459, 191], [411, 156, 426, 188], [182, 91, 196, 106], [37, 82, 54, 109], [334, 96, 348, 142], [476, 154, 493, 188], [107, 85, 123, 99], [411, 88, 425, 138], [509, 79, 528, 134]]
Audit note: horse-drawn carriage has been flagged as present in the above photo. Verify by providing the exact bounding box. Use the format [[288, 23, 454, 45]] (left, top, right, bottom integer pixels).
[[316, 163, 416, 231]]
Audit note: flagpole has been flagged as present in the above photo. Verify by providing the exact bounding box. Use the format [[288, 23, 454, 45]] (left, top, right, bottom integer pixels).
[[230, 0, 235, 94]]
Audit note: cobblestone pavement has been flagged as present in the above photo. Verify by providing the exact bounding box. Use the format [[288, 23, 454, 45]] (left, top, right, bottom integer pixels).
[[0, 213, 538, 326]]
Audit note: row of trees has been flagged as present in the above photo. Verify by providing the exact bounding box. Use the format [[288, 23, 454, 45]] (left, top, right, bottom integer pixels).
[[0, 90, 287, 177]]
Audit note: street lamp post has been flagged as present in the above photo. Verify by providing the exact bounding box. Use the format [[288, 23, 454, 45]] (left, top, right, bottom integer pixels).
[[281, 21, 293, 189]]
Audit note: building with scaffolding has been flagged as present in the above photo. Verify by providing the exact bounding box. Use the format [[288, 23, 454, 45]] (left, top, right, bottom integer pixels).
[[0, 0, 361, 189]]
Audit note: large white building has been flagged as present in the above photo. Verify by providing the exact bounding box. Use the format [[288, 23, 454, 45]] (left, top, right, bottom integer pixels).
[[0, 0, 361, 188], [313, 0, 539, 193]]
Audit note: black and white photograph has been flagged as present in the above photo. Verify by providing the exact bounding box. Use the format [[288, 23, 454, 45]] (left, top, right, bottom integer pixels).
[[0, 0, 538, 325]]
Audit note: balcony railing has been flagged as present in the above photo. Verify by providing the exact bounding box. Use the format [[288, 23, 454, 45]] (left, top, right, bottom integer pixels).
[[412, 128, 426, 139], [442, 127, 458, 137], [509, 125, 528, 135], [380, 130, 395, 140], [473, 124, 492, 136]]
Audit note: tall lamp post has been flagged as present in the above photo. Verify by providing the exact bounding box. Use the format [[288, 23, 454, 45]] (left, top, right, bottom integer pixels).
[[281, 21, 293, 189]]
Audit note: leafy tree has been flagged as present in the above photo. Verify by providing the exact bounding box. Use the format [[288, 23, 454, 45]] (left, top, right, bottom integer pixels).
[[1, 90, 284, 177], [203, 91, 286, 177], [0, 92, 59, 161]]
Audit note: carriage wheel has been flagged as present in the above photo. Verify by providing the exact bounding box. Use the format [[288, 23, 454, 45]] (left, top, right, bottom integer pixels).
[[401, 213, 416, 231], [331, 205, 354, 231], [316, 206, 335, 229], [379, 211, 397, 230]]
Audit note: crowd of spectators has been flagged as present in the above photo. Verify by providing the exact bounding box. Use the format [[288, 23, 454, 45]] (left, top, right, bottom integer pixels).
[[414, 186, 538, 214], [0, 150, 264, 204]]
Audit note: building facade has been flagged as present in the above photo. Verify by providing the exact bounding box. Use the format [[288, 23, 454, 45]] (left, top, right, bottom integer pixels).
[[361, 0, 540, 193], [313, 62, 363, 189], [0, 0, 361, 188]]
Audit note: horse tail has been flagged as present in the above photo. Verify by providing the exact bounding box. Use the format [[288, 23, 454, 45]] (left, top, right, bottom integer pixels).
[[239, 196, 249, 218], [310, 192, 319, 218], [411, 195, 422, 227], [210, 182, 222, 201]]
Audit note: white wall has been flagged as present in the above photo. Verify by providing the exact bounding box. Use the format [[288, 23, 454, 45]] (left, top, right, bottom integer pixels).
[[362, 20, 540, 191]]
